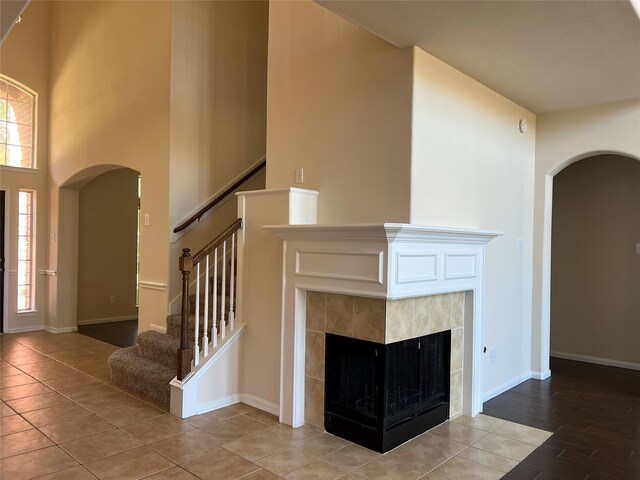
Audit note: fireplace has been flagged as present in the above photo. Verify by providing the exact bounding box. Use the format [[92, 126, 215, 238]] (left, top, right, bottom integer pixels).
[[325, 331, 451, 452]]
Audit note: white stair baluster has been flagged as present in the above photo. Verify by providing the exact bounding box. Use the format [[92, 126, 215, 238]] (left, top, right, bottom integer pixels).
[[212, 248, 218, 349], [229, 233, 236, 331], [194, 262, 200, 367], [221, 240, 227, 340], [203, 254, 209, 357]]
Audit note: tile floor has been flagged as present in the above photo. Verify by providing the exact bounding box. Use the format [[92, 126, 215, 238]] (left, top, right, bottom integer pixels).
[[0, 331, 552, 479]]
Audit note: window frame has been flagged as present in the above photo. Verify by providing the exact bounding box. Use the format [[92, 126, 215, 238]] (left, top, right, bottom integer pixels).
[[0, 74, 37, 170], [16, 189, 35, 313]]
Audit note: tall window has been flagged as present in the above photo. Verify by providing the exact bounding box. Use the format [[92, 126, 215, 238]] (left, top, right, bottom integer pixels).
[[0, 76, 35, 169], [17, 190, 34, 311]]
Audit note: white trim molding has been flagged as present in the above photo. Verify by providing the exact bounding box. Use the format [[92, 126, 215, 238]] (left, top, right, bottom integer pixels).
[[483, 371, 533, 402], [44, 325, 78, 334], [138, 281, 168, 291], [265, 223, 502, 427], [551, 351, 640, 371]]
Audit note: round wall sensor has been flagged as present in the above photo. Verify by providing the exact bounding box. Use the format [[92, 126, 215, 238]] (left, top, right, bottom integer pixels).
[[518, 119, 528, 133]]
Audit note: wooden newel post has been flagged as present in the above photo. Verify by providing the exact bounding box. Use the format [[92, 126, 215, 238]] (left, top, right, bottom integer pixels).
[[177, 248, 193, 380]]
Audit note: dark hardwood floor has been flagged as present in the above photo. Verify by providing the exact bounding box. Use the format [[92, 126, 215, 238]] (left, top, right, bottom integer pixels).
[[484, 357, 640, 480], [77, 319, 137, 348]]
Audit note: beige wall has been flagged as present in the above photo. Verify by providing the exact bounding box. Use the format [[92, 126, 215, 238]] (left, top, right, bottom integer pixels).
[[532, 99, 640, 375], [77, 168, 139, 324], [0, 2, 51, 332], [551, 155, 640, 365], [266, 0, 413, 224], [47, 1, 172, 332], [410, 48, 536, 395], [168, 0, 268, 305]]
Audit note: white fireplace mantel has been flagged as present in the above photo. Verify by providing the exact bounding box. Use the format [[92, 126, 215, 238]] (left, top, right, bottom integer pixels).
[[265, 223, 502, 428]]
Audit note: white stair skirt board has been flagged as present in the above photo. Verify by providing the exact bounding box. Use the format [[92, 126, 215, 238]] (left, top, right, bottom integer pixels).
[[483, 371, 532, 403], [170, 323, 247, 418], [551, 351, 640, 372]]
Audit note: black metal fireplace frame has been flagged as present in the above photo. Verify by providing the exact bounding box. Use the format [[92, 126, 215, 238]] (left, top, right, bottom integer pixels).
[[324, 331, 451, 453]]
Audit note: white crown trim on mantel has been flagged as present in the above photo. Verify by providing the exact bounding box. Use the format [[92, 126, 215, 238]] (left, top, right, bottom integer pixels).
[[265, 222, 502, 428]]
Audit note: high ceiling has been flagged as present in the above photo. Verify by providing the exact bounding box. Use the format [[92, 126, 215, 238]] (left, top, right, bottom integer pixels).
[[318, 0, 640, 114]]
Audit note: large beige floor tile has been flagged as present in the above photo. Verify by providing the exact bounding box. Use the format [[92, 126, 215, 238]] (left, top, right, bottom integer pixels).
[[429, 422, 489, 445], [291, 433, 350, 457], [494, 421, 553, 446], [284, 459, 352, 479], [472, 433, 537, 462], [96, 401, 166, 427], [451, 414, 506, 432], [0, 372, 38, 389], [224, 427, 296, 461], [1, 413, 33, 435], [40, 414, 115, 443], [322, 444, 380, 470], [22, 402, 93, 427], [0, 445, 79, 480], [256, 446, 316, 476], [76, 391, 141, 412], [413, 432, 468, 455], [6, 391, 72, 413], [429, 456, 504, 480], [59, 382, 120, 401], [43, 373, 101, 391], [34, 465, 98, 480], [0, 427, 54, 458], [0, 401, 16, 417], [457, 446, 519, 473], [0, 381, 53, 400], [142, 466, 200, 479], [244, 409, 281, 426], [121, 413, 194, 443], [200, 416, 267, 444], [60, 429, 143, 464], [84, 446, 175, 480], [149, 429, 222, 464], [182, 448, 262, 479], [242, 469, 284, 479]]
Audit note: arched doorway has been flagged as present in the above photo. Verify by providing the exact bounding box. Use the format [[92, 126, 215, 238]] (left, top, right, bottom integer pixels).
[[75, 168, 140, 347], [550, 154, 640, 368]]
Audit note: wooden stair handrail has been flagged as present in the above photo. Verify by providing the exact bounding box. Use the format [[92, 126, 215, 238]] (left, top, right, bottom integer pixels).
[[173, 159, 265, 234], [192, 218, 242, 264]]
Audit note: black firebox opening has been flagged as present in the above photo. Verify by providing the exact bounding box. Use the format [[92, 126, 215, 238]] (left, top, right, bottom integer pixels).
[[324, 331, 451, 453]]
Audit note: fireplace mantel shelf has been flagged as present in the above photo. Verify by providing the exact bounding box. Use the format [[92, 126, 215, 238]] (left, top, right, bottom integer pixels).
[[264, 223, 502, 245]]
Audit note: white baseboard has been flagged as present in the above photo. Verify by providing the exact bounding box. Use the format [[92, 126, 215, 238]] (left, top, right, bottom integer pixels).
[[239, 393, 279, 417], [196, 394, 241, 415], [150, 323, 167, 334], [532, 369, 551, 380], [77, 316, 137, 326], [4, 325, 45, 334], [551, 350, 640, 371], [195, 393, 279, 417], [45, 325, 78, 333], [483, 371, 532, 402]]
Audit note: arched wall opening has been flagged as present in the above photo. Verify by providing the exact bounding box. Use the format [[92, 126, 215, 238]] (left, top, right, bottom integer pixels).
[[47, 165, 141, 337], [550, 154, 640, 369], [536, 150, 640, 377]]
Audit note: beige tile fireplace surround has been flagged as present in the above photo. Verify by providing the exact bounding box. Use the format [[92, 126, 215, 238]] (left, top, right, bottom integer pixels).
[[304, 291, 465, 428]]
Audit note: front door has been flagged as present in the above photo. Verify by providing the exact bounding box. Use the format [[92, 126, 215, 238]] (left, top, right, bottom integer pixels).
[[1, 190, 5, 333]]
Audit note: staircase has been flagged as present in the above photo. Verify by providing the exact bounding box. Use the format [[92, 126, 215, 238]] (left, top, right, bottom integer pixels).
[[108, 220, 242, 410]]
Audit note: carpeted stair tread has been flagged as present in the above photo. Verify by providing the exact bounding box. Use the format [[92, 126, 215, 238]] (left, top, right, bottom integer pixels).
[[137, 331, 181, 369], [108, 346, 174, 407]]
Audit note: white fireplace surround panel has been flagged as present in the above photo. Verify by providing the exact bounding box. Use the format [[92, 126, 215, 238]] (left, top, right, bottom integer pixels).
[[265, 223, 502, 428]]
